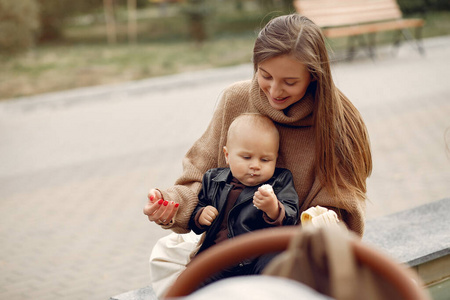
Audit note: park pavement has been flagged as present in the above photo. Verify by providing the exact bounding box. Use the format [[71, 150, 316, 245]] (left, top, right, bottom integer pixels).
[[0, 36, 449, 300]]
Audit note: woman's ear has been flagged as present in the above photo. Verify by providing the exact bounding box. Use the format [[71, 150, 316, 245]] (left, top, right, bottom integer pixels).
[[223, 146, 229, 164]]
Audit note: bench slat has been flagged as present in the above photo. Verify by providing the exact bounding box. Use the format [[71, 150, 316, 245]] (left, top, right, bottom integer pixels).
[[309, 13, 403, 28], [296, 0, 399, 10], [294, 0, 404, 27], [323, 18, 425, 38]]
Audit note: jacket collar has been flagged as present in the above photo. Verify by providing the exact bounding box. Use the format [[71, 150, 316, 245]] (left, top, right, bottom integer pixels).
[[211, 167, 276, 190], [212, 168, 233, 183]]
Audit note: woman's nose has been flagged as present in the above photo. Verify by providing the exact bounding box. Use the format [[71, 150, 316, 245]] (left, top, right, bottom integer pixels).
[[270, 82, 283, 98]]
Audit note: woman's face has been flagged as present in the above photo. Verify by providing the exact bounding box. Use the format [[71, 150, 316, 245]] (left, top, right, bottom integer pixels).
[[257, 55, 312, 111]]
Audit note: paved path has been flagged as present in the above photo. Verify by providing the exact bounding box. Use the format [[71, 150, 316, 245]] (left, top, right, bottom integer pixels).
[[0, 36, 449, 300]]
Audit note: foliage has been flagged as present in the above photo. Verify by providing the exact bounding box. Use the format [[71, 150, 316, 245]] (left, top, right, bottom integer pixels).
[[63, 1, 287, 44], [428, 0, 450, 10], [0, 35, 255, 99], [0, 0, 40, 53], [180, 0, 213, 43], [36, 0, 105, 41], [0, 4, 448, 100], [397, 0, 450, 14]]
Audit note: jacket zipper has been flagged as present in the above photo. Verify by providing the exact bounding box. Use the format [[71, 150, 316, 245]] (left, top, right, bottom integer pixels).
[[227, 196, 253, 237]]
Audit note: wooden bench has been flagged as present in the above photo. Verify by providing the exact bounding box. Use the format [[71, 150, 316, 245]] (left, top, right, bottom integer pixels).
[[293, 0, 426, 59]]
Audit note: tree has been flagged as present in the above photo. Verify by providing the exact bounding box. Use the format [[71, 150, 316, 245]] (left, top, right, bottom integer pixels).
[[103, 0, 117, 44], [36, 0, 104, 42], [0, 0, 40, 53], [181, 0, 211, 44]]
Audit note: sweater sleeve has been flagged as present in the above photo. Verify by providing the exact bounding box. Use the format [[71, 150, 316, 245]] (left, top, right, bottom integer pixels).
[[159, 83, 249, 233]]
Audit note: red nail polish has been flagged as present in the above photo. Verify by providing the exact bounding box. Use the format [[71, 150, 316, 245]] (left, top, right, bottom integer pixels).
[[175, 203, 179, 208], [163, 201, 169, 206], [158, 199, 164, 205], [150, 196, 154, 201]]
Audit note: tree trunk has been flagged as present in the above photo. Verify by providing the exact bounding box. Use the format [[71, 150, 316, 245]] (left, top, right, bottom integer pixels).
[[103, 0, 117, 44], [128, 0, 137, 44]]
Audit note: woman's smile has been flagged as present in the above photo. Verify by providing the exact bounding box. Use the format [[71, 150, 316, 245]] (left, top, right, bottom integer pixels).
[[272, 96, 289, 103]]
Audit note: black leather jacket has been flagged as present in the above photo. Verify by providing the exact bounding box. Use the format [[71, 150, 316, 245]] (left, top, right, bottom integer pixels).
[[189, 167, 299, 255]]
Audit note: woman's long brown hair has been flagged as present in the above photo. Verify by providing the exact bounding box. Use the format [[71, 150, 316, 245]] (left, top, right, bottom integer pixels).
[[253, 14, 372, 204]]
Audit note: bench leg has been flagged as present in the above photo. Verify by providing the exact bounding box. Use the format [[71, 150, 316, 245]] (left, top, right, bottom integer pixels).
[[367, 33, 377, 59], [346, 36, 356, 61], [414, 27, 426, 55], [346, 35, 376, 61], [392, 28, 425, 56], [402, 28, 425, 55], [392, 30, 403, 56]]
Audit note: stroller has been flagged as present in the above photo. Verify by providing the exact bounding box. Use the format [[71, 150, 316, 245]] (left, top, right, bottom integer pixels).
[[165, 225, 430, 300]]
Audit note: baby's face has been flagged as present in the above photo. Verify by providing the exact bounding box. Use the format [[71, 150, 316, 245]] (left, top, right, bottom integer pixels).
[[224, 128, 278, 186]]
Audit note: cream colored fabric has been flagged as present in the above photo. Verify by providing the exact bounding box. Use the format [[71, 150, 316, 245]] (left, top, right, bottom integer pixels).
[[183, 276, 333, 300], [149, 232, 201, 299]]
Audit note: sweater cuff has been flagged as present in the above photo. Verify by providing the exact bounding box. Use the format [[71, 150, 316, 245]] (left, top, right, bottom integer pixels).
[[263, 201, 285, 226]]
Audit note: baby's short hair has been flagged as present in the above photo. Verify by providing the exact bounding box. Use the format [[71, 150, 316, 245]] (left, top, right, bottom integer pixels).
[[226, 113, 280, 146]]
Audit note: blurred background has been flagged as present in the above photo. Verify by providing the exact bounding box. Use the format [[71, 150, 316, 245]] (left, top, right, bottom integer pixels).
[[0, 0, 449, 100], [0, 1, 449, 300]]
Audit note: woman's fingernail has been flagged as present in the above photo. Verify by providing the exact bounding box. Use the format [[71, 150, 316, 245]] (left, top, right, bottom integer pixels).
[[158, 199, 164, 205], [163, 201, 169, 206], [150, 196, 154, 201], [175, 203, 179, 208]]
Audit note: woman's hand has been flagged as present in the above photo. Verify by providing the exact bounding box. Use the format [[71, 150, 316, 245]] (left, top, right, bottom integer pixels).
[[198, 205, 219, 226], [253, 186, 279, 220], [144, 188, 179, 226]]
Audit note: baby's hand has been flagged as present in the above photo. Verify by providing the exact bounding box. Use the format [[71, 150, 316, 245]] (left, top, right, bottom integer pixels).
[[199, 205, 219, 226], [253, 185, 279, 220]]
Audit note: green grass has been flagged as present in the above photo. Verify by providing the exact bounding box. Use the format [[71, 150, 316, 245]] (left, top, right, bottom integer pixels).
[[0, 35, 257, 99], [0, 9, 449, 100]]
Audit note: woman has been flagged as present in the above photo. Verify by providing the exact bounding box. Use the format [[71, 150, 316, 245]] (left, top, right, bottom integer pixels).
[[144, 14, 372, 237]]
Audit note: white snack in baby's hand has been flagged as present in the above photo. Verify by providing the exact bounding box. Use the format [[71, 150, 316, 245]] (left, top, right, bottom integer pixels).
[[260, 184, 273, 193], [301, 205, 340, 228], [254, 184, 273, 209]]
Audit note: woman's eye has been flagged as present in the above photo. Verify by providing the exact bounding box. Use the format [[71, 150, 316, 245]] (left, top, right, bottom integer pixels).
[[285, 81, 296, 86], [259, 71, 271, 79]]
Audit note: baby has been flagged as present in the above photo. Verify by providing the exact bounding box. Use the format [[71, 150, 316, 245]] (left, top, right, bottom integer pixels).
[[188, 113, 299, 285]]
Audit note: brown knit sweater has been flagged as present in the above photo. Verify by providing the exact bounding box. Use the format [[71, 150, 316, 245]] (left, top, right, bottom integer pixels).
[[160, 76, 367, 236]]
